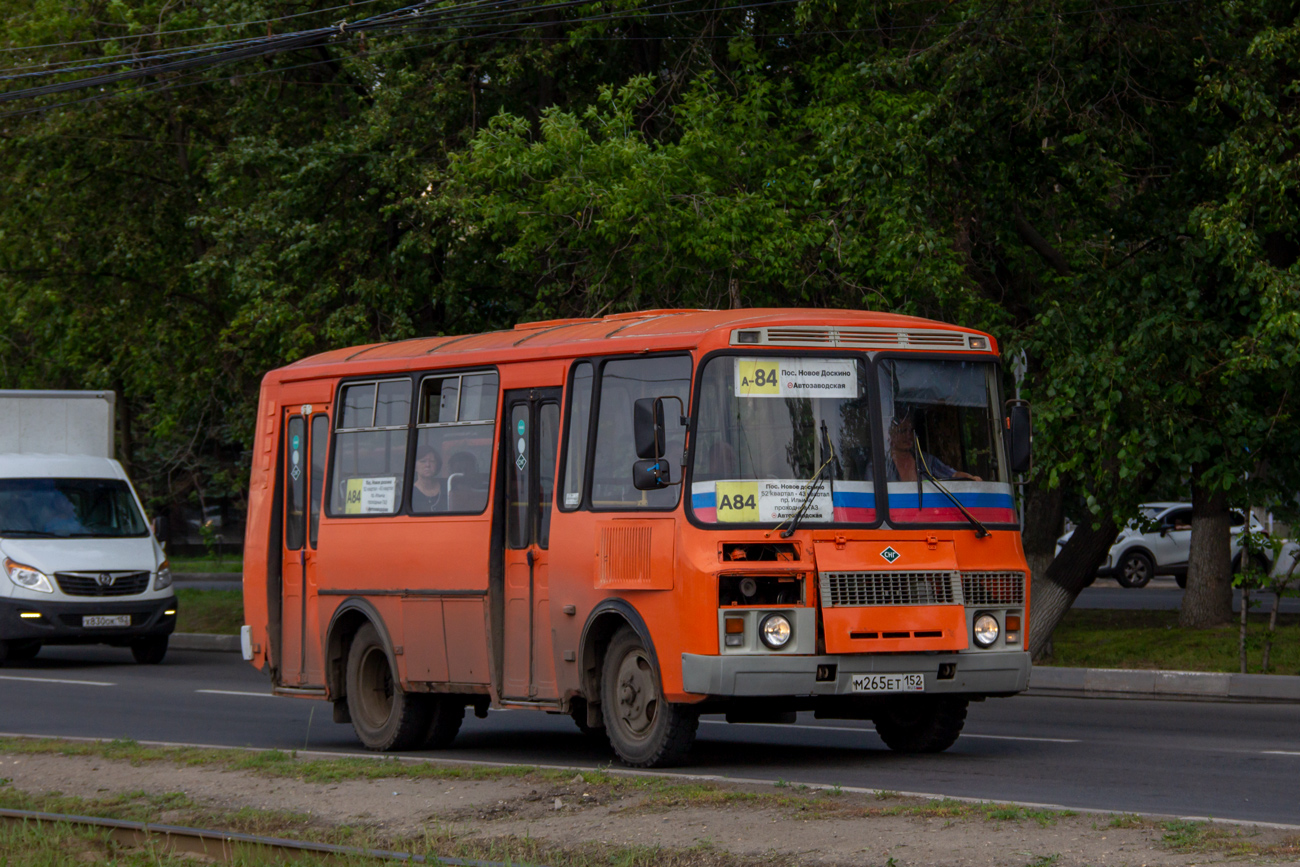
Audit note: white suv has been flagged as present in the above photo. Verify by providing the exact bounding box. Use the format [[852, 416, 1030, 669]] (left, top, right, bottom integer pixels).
[[1056, 502, 1267, 589]]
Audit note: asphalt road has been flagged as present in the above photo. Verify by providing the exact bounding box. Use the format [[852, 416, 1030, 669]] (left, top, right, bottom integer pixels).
[[2, 646, 1298, 825]]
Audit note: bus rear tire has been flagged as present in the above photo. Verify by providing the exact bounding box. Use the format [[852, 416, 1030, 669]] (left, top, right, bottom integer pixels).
[[600, 627, 697, 767], [346, 623, 432, 751], [873, 697, 968, 753], [422, 697, 465, 749]]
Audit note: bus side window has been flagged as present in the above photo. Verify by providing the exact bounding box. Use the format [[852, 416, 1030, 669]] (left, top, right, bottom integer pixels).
[[328, 379, 411, 516], [590, 356, 691, 510], [414, 370, 498, 515], [560, 362, 593, 511]]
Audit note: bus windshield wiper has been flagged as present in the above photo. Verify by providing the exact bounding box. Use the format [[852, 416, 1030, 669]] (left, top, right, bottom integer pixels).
[[915, 444, 989, 539], [774, 427, 836, 539], [0, 529, 59, 537]]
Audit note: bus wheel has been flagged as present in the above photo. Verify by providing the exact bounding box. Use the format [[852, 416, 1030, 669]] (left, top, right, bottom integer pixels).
[[873, 697, 968, 753], [422, 697, 465, 749], [600, 628, 697, 767], [346, 623, 432, 751]]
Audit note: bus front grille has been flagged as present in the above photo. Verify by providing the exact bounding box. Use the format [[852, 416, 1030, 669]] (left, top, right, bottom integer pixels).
[[960, 572, 1026, 605], [819, 572, 962, 607]]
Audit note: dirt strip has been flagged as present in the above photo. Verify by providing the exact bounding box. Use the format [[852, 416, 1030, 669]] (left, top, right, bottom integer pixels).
[[1, 747, 1297, 866]]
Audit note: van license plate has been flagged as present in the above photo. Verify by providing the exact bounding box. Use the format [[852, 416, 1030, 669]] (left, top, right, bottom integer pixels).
[[83, 615, 130, 628], [851, 673, 924, 693]]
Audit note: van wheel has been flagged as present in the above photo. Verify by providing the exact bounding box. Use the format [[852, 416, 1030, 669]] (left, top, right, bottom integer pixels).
[[131, 636, 168, 664], [345, 623, 432, 751], [873, 697, 968, 753], [422, 697, 465, 749], [7, 640, 41, 662], [600, 627, 697, 767], [1175, 574, 1187, 589], [1116, 551, 1154, 589]]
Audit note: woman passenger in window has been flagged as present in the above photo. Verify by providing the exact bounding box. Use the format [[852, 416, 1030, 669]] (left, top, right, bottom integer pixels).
[[411, 446, 444, 512]]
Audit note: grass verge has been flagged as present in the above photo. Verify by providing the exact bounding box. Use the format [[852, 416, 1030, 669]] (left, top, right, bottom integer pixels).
[[173, 588, 243, 635], [1037, 609, 1300, 674], [168, 555, 242, 573]]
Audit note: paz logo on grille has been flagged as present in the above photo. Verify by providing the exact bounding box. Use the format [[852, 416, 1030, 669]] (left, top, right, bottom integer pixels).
[[96, 573, 116, 588], [879, 546, 901, 564]]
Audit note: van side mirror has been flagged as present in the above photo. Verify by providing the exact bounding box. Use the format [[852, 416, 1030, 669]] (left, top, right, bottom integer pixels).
[[632, 459, 672, 490], [1006, 401, 1032, 475], [634, 397, 666, 460]]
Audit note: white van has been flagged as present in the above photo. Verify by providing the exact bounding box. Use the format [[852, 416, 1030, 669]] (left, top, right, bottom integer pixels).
[[0, 454, 176, 663]]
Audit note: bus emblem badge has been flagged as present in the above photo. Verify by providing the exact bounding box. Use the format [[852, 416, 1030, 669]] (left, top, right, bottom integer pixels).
[[516, 454, 527, 471], [879, 546, 901, 564], [96, 573, 116, 588]]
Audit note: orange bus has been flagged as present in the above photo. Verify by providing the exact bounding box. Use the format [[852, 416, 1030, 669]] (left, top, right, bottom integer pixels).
[[242, 308, 1033, 766]]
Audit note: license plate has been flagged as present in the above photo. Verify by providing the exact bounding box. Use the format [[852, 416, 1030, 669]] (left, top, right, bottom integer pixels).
[[82, 615, 130, 628], [851, 673, 925, 693]]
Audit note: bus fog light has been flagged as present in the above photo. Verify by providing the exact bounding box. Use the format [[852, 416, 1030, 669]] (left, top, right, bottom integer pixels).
[[760, 614, 792, 649], [973, 613, 1000, 647]]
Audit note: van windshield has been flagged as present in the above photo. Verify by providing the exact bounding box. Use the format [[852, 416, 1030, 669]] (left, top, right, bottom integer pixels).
[[0, 478, 149, 538]]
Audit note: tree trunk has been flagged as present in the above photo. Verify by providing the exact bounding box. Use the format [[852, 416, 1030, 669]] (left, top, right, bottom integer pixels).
[[1027, 514, 1118, 657], [1178, 481, 1232, 628], [1021, 483, 1064, 589]]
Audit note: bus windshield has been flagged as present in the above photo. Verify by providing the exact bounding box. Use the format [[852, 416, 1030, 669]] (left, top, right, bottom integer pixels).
[[0, 478, 149, 538], [878, 357, 1015, 525], [689, 354, 1016, 528], [690, 356, 876, 525]]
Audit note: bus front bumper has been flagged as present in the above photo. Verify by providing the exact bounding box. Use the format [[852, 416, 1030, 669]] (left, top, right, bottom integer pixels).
[[681, 650, 1031, 697]]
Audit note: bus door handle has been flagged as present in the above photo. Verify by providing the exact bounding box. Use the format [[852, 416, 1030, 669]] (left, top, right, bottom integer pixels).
[[526, 549, 535, 568]]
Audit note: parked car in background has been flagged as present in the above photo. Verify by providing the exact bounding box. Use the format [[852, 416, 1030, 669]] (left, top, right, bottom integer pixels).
[[1056, 502, 1267, 589]]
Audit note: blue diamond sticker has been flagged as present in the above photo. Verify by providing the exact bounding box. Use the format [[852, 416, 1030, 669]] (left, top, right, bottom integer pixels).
[[880, 546, 901, 563]]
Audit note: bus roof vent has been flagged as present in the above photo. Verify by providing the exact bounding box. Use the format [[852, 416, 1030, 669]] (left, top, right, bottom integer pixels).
[[760, 327, 835, 345], [733, 327, 975, 349]]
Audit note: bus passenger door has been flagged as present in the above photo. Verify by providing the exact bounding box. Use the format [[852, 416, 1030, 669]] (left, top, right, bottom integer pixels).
[[280, 409, 330, 687], [500, 388, 561, 701]]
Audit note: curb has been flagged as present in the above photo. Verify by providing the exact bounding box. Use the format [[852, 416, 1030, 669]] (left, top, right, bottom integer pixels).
[[1028, 665, 1300, 703], [170, 633, 240, 652]]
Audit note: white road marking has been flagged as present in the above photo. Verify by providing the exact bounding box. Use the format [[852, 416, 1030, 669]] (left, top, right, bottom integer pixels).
[[1262, 750, 1300, 756], [699, 719, 1078, 743], [195, 689, 277, 698], [0, 675, 114, 687]]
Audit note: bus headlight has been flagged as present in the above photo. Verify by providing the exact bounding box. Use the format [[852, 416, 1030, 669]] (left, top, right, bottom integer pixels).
[[973, 613, 1000, 647], [5, 559, 54, 594], [759, 614, 792, 649]]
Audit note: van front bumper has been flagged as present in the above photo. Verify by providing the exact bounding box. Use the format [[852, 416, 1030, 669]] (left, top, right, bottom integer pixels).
[[681, 649, 1031, 697], [0, 595, 176, 644]]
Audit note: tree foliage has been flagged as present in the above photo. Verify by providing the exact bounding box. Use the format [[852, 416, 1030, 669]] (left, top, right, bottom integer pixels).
[[1, 0, 1297, 610]]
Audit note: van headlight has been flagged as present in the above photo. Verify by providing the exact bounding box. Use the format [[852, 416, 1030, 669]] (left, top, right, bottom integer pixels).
[[155, 561, 173, 591], [759, 613, 792, 649], [5, 559, 54, 594], [973, 613, 1000, 647]]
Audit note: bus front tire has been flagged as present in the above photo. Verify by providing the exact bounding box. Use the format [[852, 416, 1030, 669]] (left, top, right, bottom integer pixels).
[[346, 623, 432, 751], [599, 627, 697, 768], [131, 636, 168, 665], [873, 697, 968, 753]]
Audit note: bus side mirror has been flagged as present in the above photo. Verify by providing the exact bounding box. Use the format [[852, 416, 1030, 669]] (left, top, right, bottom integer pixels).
[[632, 459, 672, 490], [1007, 401, 1032, 475], [634, 397, 666, 460]]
